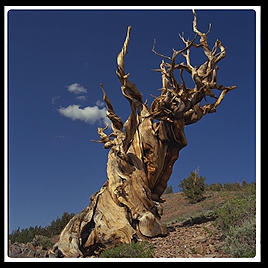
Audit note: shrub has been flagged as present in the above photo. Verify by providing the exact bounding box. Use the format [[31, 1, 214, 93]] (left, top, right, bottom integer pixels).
[[224, 218, 256, 257], [178, 170, 206, 203], [216, 184, 256, 231], [206, 183, 223, 191], [99, 241, 154, 258], [215, 183, 256, 257]]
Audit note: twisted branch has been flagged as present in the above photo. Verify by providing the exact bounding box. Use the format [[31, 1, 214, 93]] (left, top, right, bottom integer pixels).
[[150, 9, 236, 125]]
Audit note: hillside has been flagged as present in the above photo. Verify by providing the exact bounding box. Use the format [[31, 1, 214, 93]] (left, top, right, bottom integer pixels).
[[8, 186, 256, 258], [161, 191, 231, 226], [150, 191, 233, 258]]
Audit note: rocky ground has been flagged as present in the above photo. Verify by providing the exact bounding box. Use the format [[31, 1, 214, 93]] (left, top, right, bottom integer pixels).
[[151, 221, 228, 258], [8, 235, 59, 258], [8, 241, 48, 258], [149, 191, 232, 258], [8, 237, 49, 258]]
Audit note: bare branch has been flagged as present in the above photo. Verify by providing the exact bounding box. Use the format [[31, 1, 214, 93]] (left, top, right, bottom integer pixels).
[[178, 32, 187, 44], [159, 60, 170, 93], [214, 41, 226, 64], [91, 122, 115, 149], [117, 26, 132, 76], [192, 9, 203, 37], [184, 85, 237, 126], [179, 68, 187, 90], [174, 34, 197, 61], [116, 26, 143, 105], [100, 83, 123, 132], [206, 23, 212, 35], [152, 39, 172, 60]]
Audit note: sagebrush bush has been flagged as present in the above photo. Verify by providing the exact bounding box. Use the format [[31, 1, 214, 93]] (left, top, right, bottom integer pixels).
[[99, 241, 154, 258], [215, 183, 256, 257], [224, 218, 256, 257], [216, 184, 256, 231]]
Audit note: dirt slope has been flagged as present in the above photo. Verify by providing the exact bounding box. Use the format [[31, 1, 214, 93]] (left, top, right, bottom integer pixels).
[[149, 191, 233, 258]]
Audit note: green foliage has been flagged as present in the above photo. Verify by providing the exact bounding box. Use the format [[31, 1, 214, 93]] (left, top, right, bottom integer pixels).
[[223, 182, 242, 191], [216, 183, 256, 231], [9, 225, 42, 244], [206, 183, 223, 191], [99, 241, 154, 258], [215, 183, 256, 257], [9, 211, 75, 244], [224, 218, 256, 257], [178, 170, 206, 203], [206, 180, 253, 192], [47, 211, 74, 237]]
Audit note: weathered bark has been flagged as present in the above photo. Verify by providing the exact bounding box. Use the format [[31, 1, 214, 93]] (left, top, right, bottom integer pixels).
[[50, 11, 236, 257]]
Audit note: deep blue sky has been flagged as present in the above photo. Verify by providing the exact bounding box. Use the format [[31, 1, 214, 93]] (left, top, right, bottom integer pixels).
[[8, 8, 258, 232]]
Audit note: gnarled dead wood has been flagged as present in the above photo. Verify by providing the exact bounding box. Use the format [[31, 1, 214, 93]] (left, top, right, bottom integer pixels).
[[50, 10, 236, 258]]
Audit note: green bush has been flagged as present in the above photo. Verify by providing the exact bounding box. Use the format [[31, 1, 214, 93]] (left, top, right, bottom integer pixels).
[[206, 181, 253, 192], [99, 241, 154, 258], [223, 182, 242, 191], [206, 183, 223, 191], [224, 218, 256, 257], [178, 170, 206, 203], [216, 184, 256, 231], [215, 183, 256, 257]]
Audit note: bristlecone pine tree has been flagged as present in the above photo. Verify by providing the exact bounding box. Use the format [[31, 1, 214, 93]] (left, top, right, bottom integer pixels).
[[50, 10, 236, 257]]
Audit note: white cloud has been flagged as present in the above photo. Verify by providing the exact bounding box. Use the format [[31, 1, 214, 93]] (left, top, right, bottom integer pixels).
[[67, 83, 87, 94], [58, 104, 110, 125]]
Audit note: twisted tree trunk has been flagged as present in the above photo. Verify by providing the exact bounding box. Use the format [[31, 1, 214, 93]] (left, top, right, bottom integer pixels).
[[50, 11, 236, 257]]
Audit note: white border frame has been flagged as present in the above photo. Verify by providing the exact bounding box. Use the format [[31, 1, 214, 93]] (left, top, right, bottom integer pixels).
[[4, 5, 261, 262]]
